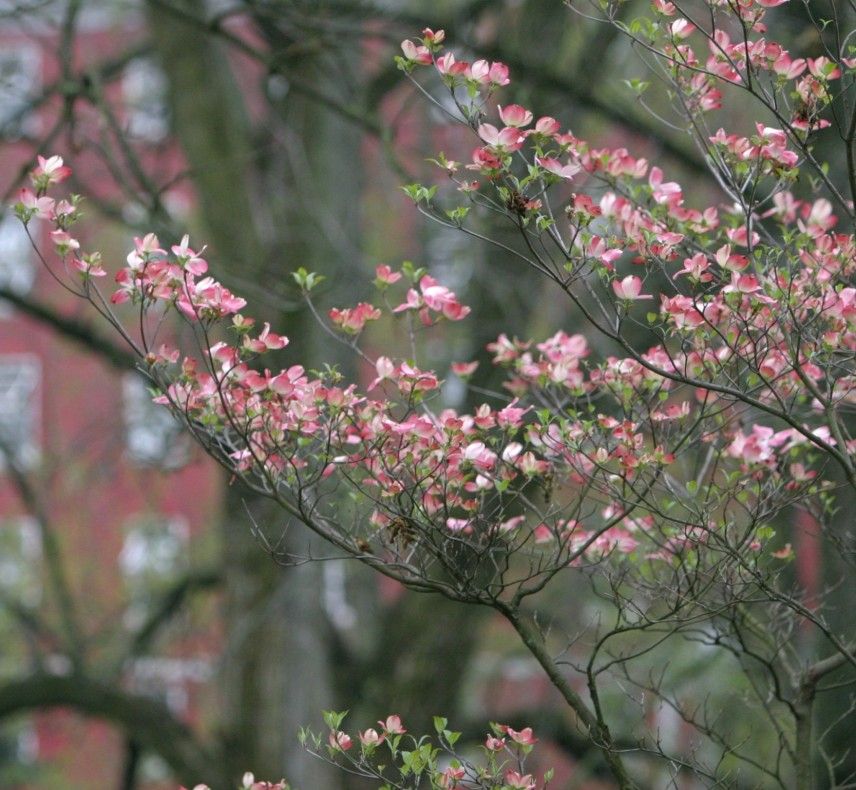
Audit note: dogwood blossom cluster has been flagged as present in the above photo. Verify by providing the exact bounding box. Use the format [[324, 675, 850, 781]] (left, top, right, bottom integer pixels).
[[181, 719, 547, 790], [14, 161, 831, 603], [301, 712, 550, 790], [391, 15, 854, 560], [637, 0, 852, 132], [183, 773, 289, 790], [16, 1, 854, 605]]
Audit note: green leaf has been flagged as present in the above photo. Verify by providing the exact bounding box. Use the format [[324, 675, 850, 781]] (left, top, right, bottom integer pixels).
[[322, 710, 348, 730], [757, 525, 775, 541], [401, 260, 427, 282], [623, 78, 650, 95], [445, 206, 470, 225], [292, 266, 325, 292]]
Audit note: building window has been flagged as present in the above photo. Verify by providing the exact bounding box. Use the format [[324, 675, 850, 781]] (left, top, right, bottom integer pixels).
[[425, 222, 476, 291], [0, 720, 39, 787], [123, 373, 188, 467], [119, 512, 188, 627], [0, 212, 36, 300], [0, 356, 40, 470], [119, 513, 188, 588], [128, 656, 211, 717], [0, 44, 40, 138], [122, 58, 169, 143], [0, 516, 41, 776], [0, 516, 40, 608]]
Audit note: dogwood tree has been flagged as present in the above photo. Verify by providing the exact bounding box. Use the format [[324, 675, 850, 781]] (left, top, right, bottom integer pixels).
[[15, 0, 856, 786]]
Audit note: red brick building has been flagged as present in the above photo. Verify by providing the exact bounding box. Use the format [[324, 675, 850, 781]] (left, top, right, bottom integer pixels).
[[0, 9, 223, 787]]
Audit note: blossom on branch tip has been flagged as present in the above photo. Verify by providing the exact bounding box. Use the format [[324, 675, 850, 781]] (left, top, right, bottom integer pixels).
[[477, 123, 525, 152], [400, 39, 431, 64], [31, 155, 71, 189], [374, 264, 402, 285], [328, 730, 352, 751], [243, 323, 289, 353], [328, 302, 381, 334], [421, 27, 444, 45], [171, 234, 208, 275], [451, 361, 479, 378], [16, 188, 54, 219], [498, 104, 533, 128], [669, 18, 695, 38], [392, 275, 470, 322], [468, 59, 510, 86], [612, 275, 652, 301], [502, 725, 538, 745], [440, 766, 465, 788], [50, 230, 79, 255], [536, 156, 580, 180], [652, 0, 677, 13], [71, 252, 106, 278], [505, 771, 537, 789], [807, 56, 841, 79], [379, 714, 406, 734], [358, 728, 384, 746], [531, 116, 561, 136]]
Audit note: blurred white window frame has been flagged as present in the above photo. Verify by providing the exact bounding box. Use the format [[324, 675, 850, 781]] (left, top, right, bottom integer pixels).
[[129, 655, 211, 717], [122, 57, 169, 143], [0, 213, 37, 309], [119, 512, 188, 581], [0, 354, 40, 470], [119, 511, 189, 628], [0, 43, 40, 138], [123, 373, 188, 468], [0, 515, 41, 607]]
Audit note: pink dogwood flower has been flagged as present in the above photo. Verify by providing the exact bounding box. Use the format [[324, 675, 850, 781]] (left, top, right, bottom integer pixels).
[[502, 725, 538, 745], [31, 155, 71, 189], [498, 104, 533, 128], [16, 187, 54, 219], [328, 730, 352, 751], [505, 771, 536, 789], [171, 234, 208, 275], [536, 156, 580, 179], [612, 275, 652, 300], [477, 123, 525, 151], [359, 728, 384, 747], [375, 264, 402, 285], [328, 302, 382, 334], [379, 714, 406, 734], [400, 39, 431, 64]]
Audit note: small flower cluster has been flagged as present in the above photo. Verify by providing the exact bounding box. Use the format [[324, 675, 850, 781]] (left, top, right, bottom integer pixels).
[[112, 232, 247, 320], [306, 712, 551, 790], [182, 772, 289, 790]]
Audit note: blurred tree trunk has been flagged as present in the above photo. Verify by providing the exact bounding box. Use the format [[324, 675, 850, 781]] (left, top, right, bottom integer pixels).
[[147, 3, 344, 785]]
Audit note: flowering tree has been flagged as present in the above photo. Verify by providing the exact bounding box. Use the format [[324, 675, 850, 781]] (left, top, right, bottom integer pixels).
[[15, 0, 856, 786]]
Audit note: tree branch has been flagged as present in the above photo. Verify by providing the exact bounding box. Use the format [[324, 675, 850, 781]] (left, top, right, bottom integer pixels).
[[0, 673, 222, 788], [0, 287, 138, 372]]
